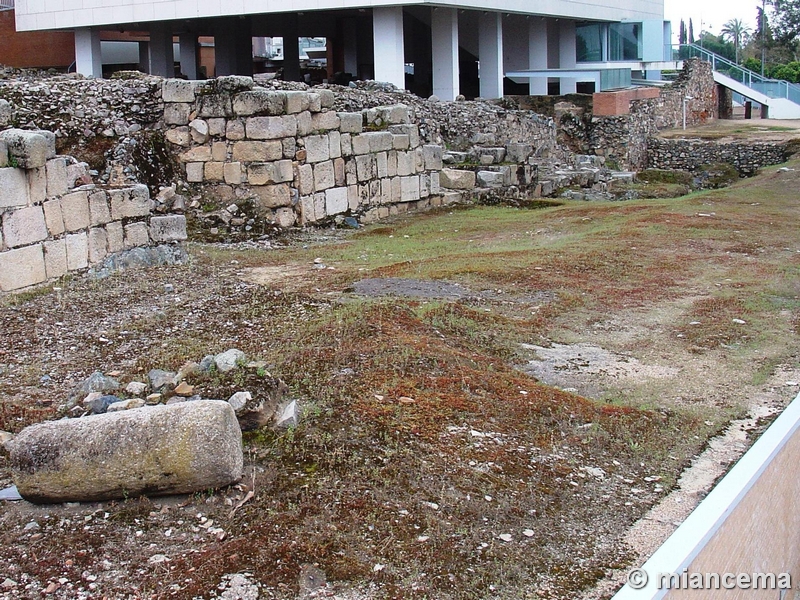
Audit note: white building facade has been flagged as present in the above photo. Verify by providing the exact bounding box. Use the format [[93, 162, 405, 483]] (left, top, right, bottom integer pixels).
[[14, 0, 669, 99]]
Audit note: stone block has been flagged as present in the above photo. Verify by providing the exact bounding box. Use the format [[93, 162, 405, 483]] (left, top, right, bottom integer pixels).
[[355, 155, 375, 182], [224, 162, 243, 185], [325, 187, 348, 216], [440, 168, 476, 190], [313, 192, 326, 221], [204, 162, 225, 182], [207, 118, 226, 137], [0, 244, 47, 291], [246, 163, 274, 186], [295, 164, 314, 196], [43, 238, 67, 280], [314, 161, 336, 191], [43, 198, 65, 236], [282, 137, 297, 159], [327, 132, 341, 161], [340, 133, 353, 157], [274, 207, 296, 228], [163, 79, 197, 103], [186, 162, 204, 182], [0, 129, 48, 169], [273, 160, 293, 183], [387, 151, 398, 177], [212, 142, 228, 162], [312, 111, 340, 132], [32, 130, 56, 160], [345, 159, 357, 185], [46, 158, 69, 198], [254, 184, 291, 210], [338, 112, 363, 134], [2, 206, 47, 248], [473, 147, 506, 164], [299, 195, 316, 224], [305, 134, 331, 163], [0, 139, 7, 167], [397, 151, 415, 177], [392, 134, 410, 150], [317, 89, 335, 109], [284, 91, 310, 114], [334, 158, 346, 187], [7, 400, 243, 503], [124, 222, 150, 249], [88, 227, 107, 264], [368, 132, 394, 153], [430, 171, 441, 195], [232, 140, 283, 162], [308, 93, 322, 113], [423, 145, 443, 171], [179, 146, 212, 163], [65, 232, 89, 270], [232, 90, 285, 116], [506, 143, 533, 163], [420, 173, 430, 198], [349, 184, 360, 210], [165, 127, 191, 146], [415, 147, 425, 172], [477, 171, 507, 188], [296, 111, 313, 137], [215, 75, 254, 93], [164, 103, 192, 126], [379, 104, 410, 124], [388, 124, 420, 148], [351, 134, 371, 155], [150, 215, 188, 242], [109, 186, 150, 220], [198, 94, 233, 118], [225, 120, 245, 140], [400, 176, 421, 202], [60, 191, 91, 232], [106, 222, 124, 253], [189, 119, 210, 144], [246, 115, 297, 140], [27, 166, 46, 204], [375, 152, 388, 178]]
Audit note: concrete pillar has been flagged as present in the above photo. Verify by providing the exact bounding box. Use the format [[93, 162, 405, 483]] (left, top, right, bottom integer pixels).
[[215, 17, 253, 77], [179, 33, 198, 80], [138, 41, 149, 73], [343, 18, 358, 76], [372, 6, 406, 89], [149, 22, 174, 78], [529, 18, 548, 95], [282, 15, 301, 82], [478, 11, 503, 99], [558, 19, 577, 94], [431, 7, 459, 101], [75, 28, 102, 78]]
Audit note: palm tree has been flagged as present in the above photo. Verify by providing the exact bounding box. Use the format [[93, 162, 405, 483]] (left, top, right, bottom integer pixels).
[[721, 18, 752, 63]]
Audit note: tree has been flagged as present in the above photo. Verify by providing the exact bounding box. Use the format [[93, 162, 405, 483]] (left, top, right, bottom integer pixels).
[[689, 18, 695, 44], [771, 0, 800, 46], [679, 19, 687, 45], [721, 18, 752, 62]]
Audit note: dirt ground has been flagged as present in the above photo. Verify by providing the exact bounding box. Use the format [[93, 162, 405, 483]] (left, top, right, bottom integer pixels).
[[1, 151, 800, 599]]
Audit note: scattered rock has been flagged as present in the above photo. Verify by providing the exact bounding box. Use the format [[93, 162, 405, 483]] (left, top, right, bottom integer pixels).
[[106, 398, 146, 412], [126, 381, 149, 396], [299, 564, 327, 594], [199, 355, 216, 371], [228, 391, 252, 414], [148, 369, 176, 391], [275, 399, 299, 429], [71, 371, 120, 399], [0, 430, 15, 447], [215, 349, 246, 373], [146, 393, 163, 404], [83, 394, 123, 414], [173, 382, 195, 397], [218, 573, 260, 600]]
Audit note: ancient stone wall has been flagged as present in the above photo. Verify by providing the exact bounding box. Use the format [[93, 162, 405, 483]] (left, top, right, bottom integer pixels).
[[0, 128, 186, 293], [647, 139, 788, 175]]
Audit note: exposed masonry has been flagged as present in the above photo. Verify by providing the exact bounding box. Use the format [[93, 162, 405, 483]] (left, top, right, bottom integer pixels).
[[646, 139, 789, 176], [162, 76, 453, 226], [0, 128, 186, 293]]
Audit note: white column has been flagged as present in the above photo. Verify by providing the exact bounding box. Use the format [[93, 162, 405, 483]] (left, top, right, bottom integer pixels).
[[373, 7, 406, 89], [478, 11, 503, 99], [149, 22, 174, 78], [529, 18, 548, 95], [179, 33, 198, 80], [343, 18, 358, 76], [558, 19, 577, 94], [75, 28, 102, 78], [431, 7, 459, 101]]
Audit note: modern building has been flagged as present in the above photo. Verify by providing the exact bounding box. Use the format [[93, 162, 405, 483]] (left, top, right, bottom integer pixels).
[[11, 0, 671, 99]]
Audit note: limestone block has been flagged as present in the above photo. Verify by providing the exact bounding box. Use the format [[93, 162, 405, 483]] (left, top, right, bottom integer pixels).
[[312, 192, 326, 221], [328, 131, 342, 160], [325, 187, 348, 216], [388, 124, 420, 148], [296, 111, 313, 137], [189, 119, 210, 144], [165, 127, 191, 147], [312, 111, 340, 132], [179, 146, 212, 163], [430, 171, 441, 195], [477, 171, 506, 188], [338, 112, 363, 134], [305, 135, 330, 163], [162, 79, 197, 103], [390, 177, 402, 202], [43, 198, 65, 236], [387, 151, 398, 177], [274, 207, 296, 228], [232, 90, 285, 116], [224, 162, 243, 185], [215, 75, 254, 93], [33, 130, 56, 161], [349, 184, 359, 210], [7, 400, 243, 503], [299, 195, 316, 224], [314, 161, 335, 191], [0, 244, 46, 291], [186, 162, 204, 183], [198, 94, 233, 118], [254, 184, 291, 210], [60, 190, 91, 232], [150, 215, 188, 242], [357, 183, 370, 208], [246, 116, 297, 140], [124, 222, 150, 249], [2, 206, 47, 248], [345, 159, 357, 186], [506, 143, 533, 163], [284, 91, 310, 114], [317, 89, 335, 109], [392, 134, 410, 150], [400, 176, 420, 202], [0, 139, 7, 168], [295, 164, 314, 196], [65, 232, 89, 270], [420, 173, 430, 198], [375, 152, 388, 178], [440, 168, 476, 190], [88, 192, 111, 227], [88, 227, 107, 264], [473, 147, 506, 164], [247, 163, 275, 186], [397, 151, 415, 177], [415, 147, 425, 172], [355, 155, 375, 182], [207, 118, 226, 137], [273, 160, 293, 183], [423, 145, 443, 171], [164, 103, 192, 126], [106, 222, 124, 253], [43, 238, 67, 280], [27, 166, 46, 204], [340, 133, 353, 157], [0, 129, 48, 169], [204, 162, 224, 182], [232, 140, 283, 162], [109, 186, 150, 220], [225, 120, 245, 140], [334, 158, 346, 187], [282, 137, 297, 159], [351, 134, 371, 155], [212, 142, 228, 162], [367, 132, 393, 153], [308, 93, 322, 113], [46, 158, 69, 198]]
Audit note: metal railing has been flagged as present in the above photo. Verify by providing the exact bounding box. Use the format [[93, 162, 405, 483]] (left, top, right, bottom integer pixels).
[[671, 43, 800, 106], [0, 0, 14, 11]]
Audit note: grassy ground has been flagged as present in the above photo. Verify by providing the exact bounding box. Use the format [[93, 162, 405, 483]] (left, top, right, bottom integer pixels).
[[1, 159, 799, 599]]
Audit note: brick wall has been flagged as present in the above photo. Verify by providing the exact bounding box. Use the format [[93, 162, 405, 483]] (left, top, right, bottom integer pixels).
[[0, 129, 187, 293], [0, 10, 75, 69]]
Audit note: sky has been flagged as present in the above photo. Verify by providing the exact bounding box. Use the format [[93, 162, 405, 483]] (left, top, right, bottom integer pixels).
[[664, 0, 764, 42]]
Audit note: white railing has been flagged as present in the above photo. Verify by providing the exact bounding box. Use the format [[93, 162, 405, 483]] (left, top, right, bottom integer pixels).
[[0, 0, 14, 11]]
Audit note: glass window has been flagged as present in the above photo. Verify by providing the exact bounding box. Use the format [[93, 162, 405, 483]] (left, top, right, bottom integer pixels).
[[576, 23, 604, 62], [609, 23, 642, 61]]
